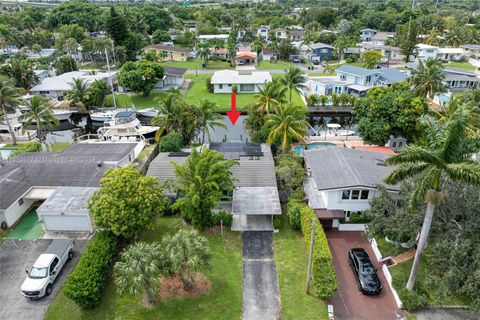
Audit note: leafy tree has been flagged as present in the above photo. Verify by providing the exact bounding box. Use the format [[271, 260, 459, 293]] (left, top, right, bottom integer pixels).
[[266, 104, 308, 152], [55, 55, 78, 75], [58, 24, 86, 43], [361, 50, 382, 69], [410, 58, 446, 99], [66, 78, 90, 109], [162, 229, 211, 289], [45, 2, 103, 32], [0, 76, 22, 144], [124, 32, 144, 61], [117, 60, 164, 97], [139, 5, 173, 34], [277, 39, 297, 60], [280, 67, 307, 104], [196, 42, 210, 67], [333, 35, 355, 61], [141, 49, 159, 62], [159, 132, 184, 152], [106, 7, 128, 46], [0, 55, 38, 89], [19, 96, 59, 141], [396, 22, 419, 63], [306, 94, 320, 107], [226, 34, 237, 66], [252, 37, 264, 56], [114, 242, 164, 305], [175, 29, 196, 48], [89, 166, 166, 238], [254, 80, 286, 114], [173, 148, 237, 230], [86, 80, 108, 109], [384, 109, 480, 291], [275, 152, 306, 198], [196, 99, 226, 143], [151, 30, 170, 44], [353, 82, 427, 145]]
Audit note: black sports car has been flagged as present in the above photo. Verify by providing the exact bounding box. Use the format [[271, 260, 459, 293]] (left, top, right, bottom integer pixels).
[[348, 248, 383, 295]]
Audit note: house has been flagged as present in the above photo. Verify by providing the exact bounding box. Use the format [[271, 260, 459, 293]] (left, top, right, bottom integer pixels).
[[141, 44, 190, 62], [371, 32, 395, 45], [154, 66, 186, 90], [0, 143, 140, 228], [414, 44, 439, 61], [210, 48, 229, 60], [210, 70, 271, 93], [26, 48, 56, 60], [443, 68, 479, 92], [362, 44, 405, 63], [256, 25, 270, 42], [303, 147, 399, 228], [235, 51, 257, 66], [360, 28, 376, 42], [274, 28, 288, 40], [462, 44, 480, 59], [288, 28, 305, 42], [261, 48, 279, 61], [147, 142, 281, 231], [310, 43, 335, 61], [34, 70, 49, 82], [29, 70, 116, 101], [344, 48, 361, 59], [198, 34, 229, 43], [437, 48, 467, 61]]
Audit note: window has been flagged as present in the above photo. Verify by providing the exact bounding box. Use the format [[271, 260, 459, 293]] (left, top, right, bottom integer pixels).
[[228, 84, 232, 87], [219, 84, 223, 89], [342, 190, 350, 200], [240, 84, 255, 92], [351, 190, 360, 200], [392, 141, 397, 147], [50, 257, 59, 273], [18, 198, 24, 206], [360, 190, 369, 200]]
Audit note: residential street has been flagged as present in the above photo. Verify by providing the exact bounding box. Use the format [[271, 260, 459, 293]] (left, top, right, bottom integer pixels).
[[242, 231, 281, 320]]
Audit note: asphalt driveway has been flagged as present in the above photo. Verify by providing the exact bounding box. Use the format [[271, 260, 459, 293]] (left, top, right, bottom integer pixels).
[[326, 230, 402, 320], [0, 239, 86, 320], [242, 231, 280, 320]]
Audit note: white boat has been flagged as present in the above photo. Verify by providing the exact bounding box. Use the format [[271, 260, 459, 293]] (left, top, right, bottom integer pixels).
[[0, 114, 37, 142], [97, 111, 159, 140], [90, 110, 118, 122], [137, 108, 158, 118]]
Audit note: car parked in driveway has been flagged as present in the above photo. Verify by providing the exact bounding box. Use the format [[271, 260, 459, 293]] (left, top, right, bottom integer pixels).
[[348, 248, 382, 295], [21, 239, 74, 299]]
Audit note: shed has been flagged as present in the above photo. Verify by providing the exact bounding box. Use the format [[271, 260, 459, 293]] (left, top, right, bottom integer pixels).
[[36, 187, 98, 232]]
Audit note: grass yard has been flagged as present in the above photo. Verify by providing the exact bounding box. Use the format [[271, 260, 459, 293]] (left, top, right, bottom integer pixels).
[[163, 58, 231, 70], [45, 217, 243, 320], [107, 92, 169, 109], [442, 61, 476, 71], [374, 237, 407, 258], [49, 142, 71, 152], [274, 218, 328, 320], [256, 60, 295, 70]]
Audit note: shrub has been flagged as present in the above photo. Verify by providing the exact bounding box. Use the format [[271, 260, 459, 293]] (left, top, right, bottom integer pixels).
[[206, 76, 213, 93], [396, 287, 430, 310], [9, 141, 42, 158], [159, 132, 184, 152], [345, 55, 358, 63], [300, 205, 337, 299], [273, 215, 282, 229], [64, 231, 117, 308], [349, 212, 372, 224], [287, 199, 302, 230], [213, 210, 233, 227]]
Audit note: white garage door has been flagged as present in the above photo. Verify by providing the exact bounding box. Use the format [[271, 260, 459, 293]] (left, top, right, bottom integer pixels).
[[43, 215, 92, 231]]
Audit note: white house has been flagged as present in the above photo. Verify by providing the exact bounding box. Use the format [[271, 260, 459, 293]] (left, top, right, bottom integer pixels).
[[256, 26, 270, 42], [30, 70, 116, 101], [437, 48, 467, 61], [303, 148, 399, 228], [274, 28, 288, 40], [34, 70, 49, 82], [360, 28, 376, 42], [211, 70, 272, 93], [371, 32, 395, 45], [414, 44, 439, 61], [154, 66, 186, 90], [198, 34, 229, 43]]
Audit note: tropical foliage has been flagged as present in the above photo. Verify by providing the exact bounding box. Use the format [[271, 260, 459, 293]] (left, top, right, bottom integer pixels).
[[254, 80, 286, 114], [0, 76, 23, 144], [117, 60, 164, 97], [19, 96, 59, 141], [280, 67, 307, 104], [410, 58, 446, 99], [266, 104, 308, 152]]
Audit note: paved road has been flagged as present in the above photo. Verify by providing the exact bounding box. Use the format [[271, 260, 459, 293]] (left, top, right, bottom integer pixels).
[[242, 231, 280, 320], [0, 239, 87, 320]]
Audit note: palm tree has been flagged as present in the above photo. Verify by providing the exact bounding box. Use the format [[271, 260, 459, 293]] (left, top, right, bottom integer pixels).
[[19, 96, 59, 142], [254, 80, 286, 114], [430, 97, 480, 135], [333, 35, 352, 61], [266, 104, 308, 152], [281, 67, 307, 104], [323, 64, 336, 75], [410, 59, 446, 99], [196, 99, 226, 143], [162, 229, 211, 290], [331, 93, 339, 108], [196, 42, 210, 67], [66, 78, 90, 108], [151, 92, 182, 139], [114, 242, 164, 305], [444, 27, 465, 47], [0, 76, 22, 144], [384, 111, 480, 291], [319, 95, 329, 106]]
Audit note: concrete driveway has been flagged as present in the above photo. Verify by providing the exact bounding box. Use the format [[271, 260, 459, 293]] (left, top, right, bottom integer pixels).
[[326, 231, 402, 320], [242, 231, 280, 320], [0, 239, 86, 320]]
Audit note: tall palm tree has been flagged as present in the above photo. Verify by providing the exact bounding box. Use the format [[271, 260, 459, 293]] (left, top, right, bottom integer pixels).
[[195, 99, 226, 143], [196, 42, 210, 67], [281, 67, 307, 104], [0, 76, 22, 144], [333, 35, 352, 61], [66, 78, 90, 108], [19, 96, 59, 142], [114, 242, 164, 305], [430, 97, 480, 135], [410, 58, 446, 99], [254, 80, 286, 114], [266, 103, 308, 152], [151, 92, 181, 139], [444, 27, 465, 47], [384, 111, 480, 291]]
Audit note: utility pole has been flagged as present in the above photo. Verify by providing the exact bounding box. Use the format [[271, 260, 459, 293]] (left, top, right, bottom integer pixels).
[[105, 48, 117, 109], [110, 41, 116, 66], [306, 218, 316, 294]]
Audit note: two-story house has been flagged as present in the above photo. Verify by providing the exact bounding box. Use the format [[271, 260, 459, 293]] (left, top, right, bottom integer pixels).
[[256, 26, 270, 42], [360, 28, 376, 42], [371, 32, 395, 45], [310, 43, 335, 61], [274, 28, 288, 40]]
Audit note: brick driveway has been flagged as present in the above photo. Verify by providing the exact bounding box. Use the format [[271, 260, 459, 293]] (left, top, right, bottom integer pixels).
[[326, 231, 402, 320]]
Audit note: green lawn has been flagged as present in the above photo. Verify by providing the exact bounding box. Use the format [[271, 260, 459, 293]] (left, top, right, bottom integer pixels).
[[49, 142, 72, 152], [163, 58, 231, 70], [107, 92, 168, 109], [274, 216, 328, 320], [257, 60, 295, 70], [442, 61, 476, 71], [45, 217, 243, 320], [374, 237, 407, 258]]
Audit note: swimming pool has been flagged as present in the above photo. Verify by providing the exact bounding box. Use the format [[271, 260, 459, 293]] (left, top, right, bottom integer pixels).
[[294, 142, 337, 155]]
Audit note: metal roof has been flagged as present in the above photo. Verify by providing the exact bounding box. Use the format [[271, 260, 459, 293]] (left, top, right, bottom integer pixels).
[[37, 187, 98, 215], [164, 66, 187, 76], [336, 65, 377, 77]]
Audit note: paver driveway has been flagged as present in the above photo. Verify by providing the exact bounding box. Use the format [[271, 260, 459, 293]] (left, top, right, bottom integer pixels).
[[326, 230, 402, 320], [242, 231, 280, 320], [0, 239, 86, 320]]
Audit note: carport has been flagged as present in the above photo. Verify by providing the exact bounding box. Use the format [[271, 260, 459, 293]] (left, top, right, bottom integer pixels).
[[231, 187, 281, 231], [36, 187, 97, 232]]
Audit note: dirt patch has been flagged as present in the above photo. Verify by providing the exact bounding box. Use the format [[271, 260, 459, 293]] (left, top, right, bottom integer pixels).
[[159, 273, 211, 301]]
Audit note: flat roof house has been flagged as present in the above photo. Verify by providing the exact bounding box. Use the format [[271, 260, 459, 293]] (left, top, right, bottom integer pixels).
[[142, 44, 191, 62], [303, 148, 399, 229], [210, 70, 271, 93]]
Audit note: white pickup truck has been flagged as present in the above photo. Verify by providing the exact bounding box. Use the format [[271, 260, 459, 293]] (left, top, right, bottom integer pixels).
[[21, 239, 75, 299]]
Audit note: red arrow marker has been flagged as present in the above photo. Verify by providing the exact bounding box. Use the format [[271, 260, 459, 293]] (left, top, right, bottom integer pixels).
[[227, 91, 240, 125]]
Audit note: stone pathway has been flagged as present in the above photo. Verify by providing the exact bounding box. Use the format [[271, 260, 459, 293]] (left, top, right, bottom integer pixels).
[[242, 231, 281, 320], [391, 248, 416, 264]]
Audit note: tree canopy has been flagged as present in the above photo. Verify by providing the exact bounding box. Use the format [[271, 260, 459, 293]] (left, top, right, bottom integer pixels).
[[117, 60, 164, 97]]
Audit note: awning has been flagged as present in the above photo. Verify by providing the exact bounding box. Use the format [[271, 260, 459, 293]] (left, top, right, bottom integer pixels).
[[315, 209, 344, 220], [347, 84, 370, 92], [23, 187, 57, 200]]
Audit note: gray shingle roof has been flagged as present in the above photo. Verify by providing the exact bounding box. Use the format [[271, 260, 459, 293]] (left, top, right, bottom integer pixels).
[[336, 64, 377, 77], [311, 42, 334, 50], [164, 66, 187, 76], [0, 164, 31, 210], [304, 148, 398, 191], [377, 68, 408, 84]]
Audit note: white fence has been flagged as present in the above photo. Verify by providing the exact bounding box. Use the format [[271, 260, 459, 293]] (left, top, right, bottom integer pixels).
[[382, 264, 403, 309], [338, 223, 366, 231]]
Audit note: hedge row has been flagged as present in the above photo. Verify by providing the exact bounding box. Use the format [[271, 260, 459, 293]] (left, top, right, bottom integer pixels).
[[64, 231, 118, 308], [300, 205, 338, 299]]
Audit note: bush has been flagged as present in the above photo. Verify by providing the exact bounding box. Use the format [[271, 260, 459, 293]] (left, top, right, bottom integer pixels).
[[300, 205, 337, 299], [287, 199, 302, 230], [345, 55, 358, 63], [349, 212, 372, 224], [159, 132, 184, 152], [64, 231, 118, 308], [396, 287, 430, 310], [9, 141, 42, 158], [273, 215, 282, 229], [206, 76, 213, 93], [213, 210, 232, 227], [289, 188, 306, 202]]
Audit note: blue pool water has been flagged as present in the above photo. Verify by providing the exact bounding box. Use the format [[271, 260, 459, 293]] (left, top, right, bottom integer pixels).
[[294, 142, 337, 155]]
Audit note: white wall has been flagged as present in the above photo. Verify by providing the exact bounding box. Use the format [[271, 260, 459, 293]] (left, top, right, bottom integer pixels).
[[320, 188, 398, 213], [213, 83, 264, 94], [4, 198, 35, 227]]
